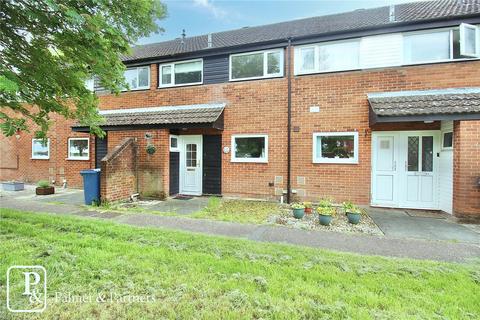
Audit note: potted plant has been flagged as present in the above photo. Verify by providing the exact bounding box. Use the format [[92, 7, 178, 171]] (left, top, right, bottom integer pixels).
[[36, 180, 54, 195], [303, 201, 313, 214], [291, 203, 305, 219], [317, 198, 335, 226], [343, 201, 362, 224], [2, 181, 24, 191]]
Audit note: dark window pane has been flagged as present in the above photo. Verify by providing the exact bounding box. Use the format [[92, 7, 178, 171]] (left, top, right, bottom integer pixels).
[[408, 136, 419, 171], [231, 53, 264, 79], [422, 136, 433, 172], [170, 137, 178, 148], [162, 65, 171, 85], [267, 51, 280, 74], [174, 61, 202, 85], [443, 132, 453, 148], [318, 135, 354, 159], [235, 137, 265, 158]]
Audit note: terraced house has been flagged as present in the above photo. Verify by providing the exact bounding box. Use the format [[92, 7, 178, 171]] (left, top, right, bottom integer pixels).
[[1, 0, 480, 219]]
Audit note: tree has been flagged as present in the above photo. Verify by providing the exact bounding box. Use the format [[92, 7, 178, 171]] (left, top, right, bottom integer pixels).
[[0, 0, 166, 138]]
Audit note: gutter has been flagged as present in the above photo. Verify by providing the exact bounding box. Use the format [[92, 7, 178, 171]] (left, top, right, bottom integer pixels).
[[286, 37, 292, 204]]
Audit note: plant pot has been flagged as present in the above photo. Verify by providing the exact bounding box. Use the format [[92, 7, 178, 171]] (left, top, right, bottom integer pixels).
[[346, 212, 361, 224], [304, 207, 312, 214], [36, 186, 55, 195], [292, 208, 305, 219], [2, 181, 24, 191], [318, 214, 332, 226]]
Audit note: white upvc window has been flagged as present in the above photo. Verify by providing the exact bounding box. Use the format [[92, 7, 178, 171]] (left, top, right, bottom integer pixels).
[[32, 139, 50, 159], [68, 138, 90, 160], [123, 66, 150, 91], [159, 59, 203, 87], [231, 134, 268, 163], [403, 29, 451, 64], [295, 39, 360, 74], [442, 131, 454, 150], [170, 135, 179, 152], [313, 132, 359, 164], [460, 23, 480, 57], [229, 49, 284, 81]]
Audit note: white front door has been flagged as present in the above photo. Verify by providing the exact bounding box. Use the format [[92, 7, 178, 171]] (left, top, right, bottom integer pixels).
[[179, 135, 203, 195], [400, 132, 439, 209], [371, 131, 440, 210]]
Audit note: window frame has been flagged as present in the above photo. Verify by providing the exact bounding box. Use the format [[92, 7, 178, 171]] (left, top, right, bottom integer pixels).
[[295, 39, 361, 75], [231, 134, 269, 163], [312, 132, 359, 164], [442, 131, 454, 150], [402, 28, 454, 65], [122, 66, 150, 91], [158, 58, 203, 88], [170, 135, 180, 152], [31, 138, 50, 160], [229, 49, 284, 82], [460, 23, 480, 57], [67, 137, 90, 160]]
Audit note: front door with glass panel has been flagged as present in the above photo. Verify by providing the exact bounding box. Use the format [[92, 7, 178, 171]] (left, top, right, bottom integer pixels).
[[371, 131, 439, 210], [179, 135, 203, 195], [400, 132, 439, 209]]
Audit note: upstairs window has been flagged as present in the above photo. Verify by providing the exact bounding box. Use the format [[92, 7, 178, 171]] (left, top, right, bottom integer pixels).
[[404, 30, 451, 64], [460, 23, 480, 57], [123, 66, 150, 91], [296, 40, 360, 74], [230, 49, 283, 81], [159, 59, 203, 87], [32, 139, 50, 159]]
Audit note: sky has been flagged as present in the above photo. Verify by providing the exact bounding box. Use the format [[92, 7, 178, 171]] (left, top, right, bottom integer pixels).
[[137, 0, 425, 45]]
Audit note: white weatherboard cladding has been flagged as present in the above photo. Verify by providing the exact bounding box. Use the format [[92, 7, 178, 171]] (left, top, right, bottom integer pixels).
[[438, 121, 454, 214], [360, 34, 403, 69]]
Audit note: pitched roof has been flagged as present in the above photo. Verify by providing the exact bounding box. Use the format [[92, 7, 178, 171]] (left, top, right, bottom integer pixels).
[[368, 88, 480, 117], [124, 0, 480, 62]]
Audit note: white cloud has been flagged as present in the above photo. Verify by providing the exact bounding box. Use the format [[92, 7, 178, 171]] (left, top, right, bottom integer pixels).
[[193, 0, 228, 19]]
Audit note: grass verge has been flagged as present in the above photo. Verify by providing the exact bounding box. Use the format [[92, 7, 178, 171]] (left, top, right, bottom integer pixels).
[[1, 208, 479, 319], [191, 197, 281, 224]]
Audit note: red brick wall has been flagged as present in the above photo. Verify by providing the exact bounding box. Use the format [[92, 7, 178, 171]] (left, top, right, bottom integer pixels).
[[0, 114, 93, 187], [290, 58, 480, 204], [453, 120, 480, 218], [1, 53, 479, 216], [101, 137, 137, 202]]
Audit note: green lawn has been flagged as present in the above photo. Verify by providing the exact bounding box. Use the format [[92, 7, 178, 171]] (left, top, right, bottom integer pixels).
[[1, 209, 479, 319], [191, 197, 282, 224]]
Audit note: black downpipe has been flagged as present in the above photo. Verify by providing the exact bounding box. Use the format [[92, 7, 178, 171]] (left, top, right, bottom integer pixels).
[[286, 38, 292, 203]]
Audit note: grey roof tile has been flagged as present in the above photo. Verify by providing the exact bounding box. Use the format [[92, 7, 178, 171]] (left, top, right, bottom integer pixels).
[[123, 0, 480, 62], [368, 88, 480, 116]]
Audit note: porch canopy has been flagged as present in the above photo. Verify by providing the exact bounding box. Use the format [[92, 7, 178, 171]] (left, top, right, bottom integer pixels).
[[72, 103, 225, 132], [368, 88, 480, 125]]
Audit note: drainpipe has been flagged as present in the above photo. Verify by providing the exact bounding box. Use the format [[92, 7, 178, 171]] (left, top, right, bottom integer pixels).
[[286, 37, 292, 203]]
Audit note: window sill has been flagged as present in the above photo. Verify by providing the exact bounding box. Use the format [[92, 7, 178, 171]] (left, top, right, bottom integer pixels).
[[229, 74, 283, 82], [158, 82, 203, 89], [231, 159, 268, 163], [313, 160, 358, 165], [31, 157, 49, 160], [66, 158, 90, 161]]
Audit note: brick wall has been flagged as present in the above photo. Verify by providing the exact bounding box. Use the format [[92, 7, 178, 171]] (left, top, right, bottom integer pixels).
[[100, 137, 137, 202], [1, 53, 479, 216], [0, 114, 93, 187], [453, 120, 480, 218]]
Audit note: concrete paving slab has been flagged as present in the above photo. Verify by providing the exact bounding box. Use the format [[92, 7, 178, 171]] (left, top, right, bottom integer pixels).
[[369, 207, 480, 244], [137, 197, 210, 215]]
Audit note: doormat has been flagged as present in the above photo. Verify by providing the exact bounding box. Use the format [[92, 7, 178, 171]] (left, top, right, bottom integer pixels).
[[173, 195, 194, 200], [405, 210, 448, 219]]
